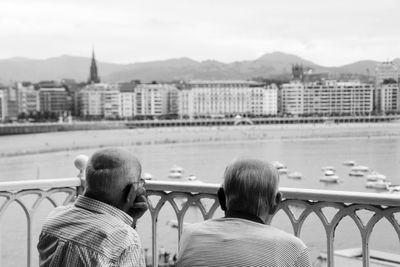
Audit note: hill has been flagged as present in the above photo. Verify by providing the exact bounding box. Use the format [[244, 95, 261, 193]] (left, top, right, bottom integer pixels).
[[0, 52, 397, 83]]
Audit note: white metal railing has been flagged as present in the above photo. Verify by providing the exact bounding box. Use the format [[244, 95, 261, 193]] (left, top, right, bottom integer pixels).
[[1, 178, 400, 267]]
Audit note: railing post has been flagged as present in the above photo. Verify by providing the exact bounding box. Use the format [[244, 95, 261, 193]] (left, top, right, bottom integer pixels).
[[27, 215, 32, 267], [151, 214, 158, 267]]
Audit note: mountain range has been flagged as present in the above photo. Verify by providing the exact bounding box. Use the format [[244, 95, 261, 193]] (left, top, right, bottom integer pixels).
[[0, 52, 398, 84]]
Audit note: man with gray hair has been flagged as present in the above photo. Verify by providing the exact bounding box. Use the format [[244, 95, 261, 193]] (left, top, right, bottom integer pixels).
[[176, 158, 311, 267], [38, 148, 148, 267]]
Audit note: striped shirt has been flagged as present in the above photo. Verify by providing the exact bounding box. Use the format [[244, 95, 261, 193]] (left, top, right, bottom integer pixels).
[[37, 195, 145, 267], [177, 212, 311, 267]]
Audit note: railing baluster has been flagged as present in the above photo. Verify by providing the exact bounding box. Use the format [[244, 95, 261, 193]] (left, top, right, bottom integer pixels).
[[0, 179, 400, 267]]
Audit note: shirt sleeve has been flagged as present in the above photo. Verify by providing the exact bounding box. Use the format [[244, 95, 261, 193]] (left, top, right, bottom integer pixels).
[[116, 245, 146, 267], [294, 247, 312, 267]]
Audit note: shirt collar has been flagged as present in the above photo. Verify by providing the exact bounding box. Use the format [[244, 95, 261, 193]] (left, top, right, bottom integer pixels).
[[224, 210, 265, 225], [75, 195, 133, 226]]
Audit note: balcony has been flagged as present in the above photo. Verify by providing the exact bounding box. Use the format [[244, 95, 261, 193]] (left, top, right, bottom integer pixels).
[[1, 170, 400, 267]]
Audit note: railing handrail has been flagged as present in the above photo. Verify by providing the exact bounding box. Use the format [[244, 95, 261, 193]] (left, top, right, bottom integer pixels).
[[1, 178, 400, 206], [0, 177, 82, 191]]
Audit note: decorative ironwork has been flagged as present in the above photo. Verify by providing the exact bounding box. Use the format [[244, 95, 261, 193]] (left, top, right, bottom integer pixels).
[[1, 178, 399, 267]]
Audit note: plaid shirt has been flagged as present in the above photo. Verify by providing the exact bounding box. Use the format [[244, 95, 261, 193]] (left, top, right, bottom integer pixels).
[[37, 195, 145, 267]]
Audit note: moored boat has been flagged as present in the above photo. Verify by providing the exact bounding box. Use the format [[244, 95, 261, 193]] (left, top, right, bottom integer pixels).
[[321, 166, 335, 171], [366, 180, 391, 189], [351, 165, 369, 172], [366, 171, 387, 181], [168, 165, 184, 179], [288, 171, 302, 179], [320, 175, 340, 183], [343, 160, 356, 166], [349, 170, 365, 177]]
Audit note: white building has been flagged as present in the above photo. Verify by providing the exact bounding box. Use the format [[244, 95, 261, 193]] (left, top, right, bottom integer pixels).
[[179, 80, 277, 118], [135, 84, 177, 116], [79, 83, 109, 117], [0, 90, 6, 121], [103, 86, 121, 118], [16, 83, 39, 114], [281, 80, 374, 115], [280, 82, 304, 115], [380, 83, 400, 112], [375, 61, 399, 112]]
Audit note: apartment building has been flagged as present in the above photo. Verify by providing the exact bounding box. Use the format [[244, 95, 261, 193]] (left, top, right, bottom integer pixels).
[[135, 84, 177, 116], [39, 87, 70, 114], [304, 81, 373, 115], [0, 90, 6, 121], [179, 80, 277, 118], [79, 83, 109, 117], [280, 82, 304, 115], [375, 61, 399, 112], [281, 80, 374, 115], [380, 83, 400, 112], [16, 82, 40, 114]]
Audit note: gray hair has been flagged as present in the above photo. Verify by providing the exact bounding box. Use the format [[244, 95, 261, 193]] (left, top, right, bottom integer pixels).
[[85, 148, 141, 196], [223, 158, 279, 216]]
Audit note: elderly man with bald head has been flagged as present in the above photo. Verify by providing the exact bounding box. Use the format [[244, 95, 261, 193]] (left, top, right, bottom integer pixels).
[[38, 148, 148, 267], [177, 158, 311, 267]]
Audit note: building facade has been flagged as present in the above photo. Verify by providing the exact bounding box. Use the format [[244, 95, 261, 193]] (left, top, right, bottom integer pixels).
[[281, 80, 374, 115], [280, 82, 304, 115], [375, 61, 399, 112], [135, 84, 177, 116], [39, 87, 70, 114], [380, 83, 400, 112], [179, 80, 277, 118], [16, 82, 40, 115], [0, 89, 6, 121]]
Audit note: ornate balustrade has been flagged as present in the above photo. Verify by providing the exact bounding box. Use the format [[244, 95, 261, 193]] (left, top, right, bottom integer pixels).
[[1, 177, 400, 267]]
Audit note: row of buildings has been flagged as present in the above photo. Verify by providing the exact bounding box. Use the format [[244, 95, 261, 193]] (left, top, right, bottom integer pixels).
[[0, 54, 399, 122]]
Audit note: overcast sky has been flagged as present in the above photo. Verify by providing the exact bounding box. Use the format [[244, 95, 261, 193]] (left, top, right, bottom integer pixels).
[[1, 0, 399, 66]]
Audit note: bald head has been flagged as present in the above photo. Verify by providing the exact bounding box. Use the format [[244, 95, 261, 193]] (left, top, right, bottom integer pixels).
[[85, 148, 142, 203], [223, 158, 279, 216]]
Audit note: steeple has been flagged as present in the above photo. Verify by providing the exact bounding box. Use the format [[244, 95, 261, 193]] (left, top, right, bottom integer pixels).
[[88, 49, 100, 84]]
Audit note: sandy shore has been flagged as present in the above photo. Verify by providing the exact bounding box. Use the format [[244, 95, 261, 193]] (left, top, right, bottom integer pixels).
[[1, 122, 400, 157]]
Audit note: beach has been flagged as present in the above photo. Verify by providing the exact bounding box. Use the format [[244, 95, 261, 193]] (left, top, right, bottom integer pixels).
[[1, 122, 400, 157]]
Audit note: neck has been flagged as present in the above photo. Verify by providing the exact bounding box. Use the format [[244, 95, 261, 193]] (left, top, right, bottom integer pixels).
[[84, 191, 122, 210], [225, 210, 265, 224]]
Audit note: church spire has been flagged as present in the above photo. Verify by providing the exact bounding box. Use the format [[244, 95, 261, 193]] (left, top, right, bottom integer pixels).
[[88, 49, 100, 84]]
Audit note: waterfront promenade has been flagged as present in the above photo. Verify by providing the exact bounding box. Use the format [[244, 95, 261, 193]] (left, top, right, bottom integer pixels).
[[0, 115, 399, 136]]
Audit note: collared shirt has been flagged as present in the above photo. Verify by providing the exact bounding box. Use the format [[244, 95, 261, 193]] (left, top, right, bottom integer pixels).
[[177, 211, 312, 267], [37, 195, 146, 267]]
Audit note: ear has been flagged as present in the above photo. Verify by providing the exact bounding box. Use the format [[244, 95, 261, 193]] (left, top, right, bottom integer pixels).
[[269, 192, 282, 215], [125, 183, 138, 205], [217, 187, 227, 211]]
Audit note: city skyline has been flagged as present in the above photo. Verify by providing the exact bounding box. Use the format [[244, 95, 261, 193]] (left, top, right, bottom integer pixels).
[[1, 0, 399, 66]]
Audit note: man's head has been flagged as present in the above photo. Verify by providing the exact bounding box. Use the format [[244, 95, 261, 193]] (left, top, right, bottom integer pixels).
[[84, 148, 143, 212], [219, 158, 281, 221]]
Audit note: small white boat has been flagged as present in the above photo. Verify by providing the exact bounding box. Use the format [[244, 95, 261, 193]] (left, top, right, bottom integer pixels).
[[343, 160, 356, 166], [351, 165, 369, 172], [349, 170, 365, 177], [387, 185, 400, 193], [272, 161, 286, 170], [366, 171, 387, 181], [288, 171, 302, 179], [186, 175, 202, 183], [366, 180, 391, 189], [324, 170, 335, 176], [142, 172, 154, 180], [320, 175, 340, 183], [278, 168, 289, 174], [321, 166, 335, 171], [168, 165, 184, 179]]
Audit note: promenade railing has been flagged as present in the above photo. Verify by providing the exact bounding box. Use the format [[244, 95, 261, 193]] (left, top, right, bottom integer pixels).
[[1, 177, 400, 267]]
